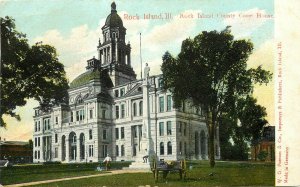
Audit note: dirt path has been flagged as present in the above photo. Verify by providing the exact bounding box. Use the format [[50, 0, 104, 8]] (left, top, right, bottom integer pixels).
[[3, 169, 151, 187]]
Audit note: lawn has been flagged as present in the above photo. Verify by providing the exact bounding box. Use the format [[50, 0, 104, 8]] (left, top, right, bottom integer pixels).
[[28, 161, 274, 187], [0, 161, 131, 185]]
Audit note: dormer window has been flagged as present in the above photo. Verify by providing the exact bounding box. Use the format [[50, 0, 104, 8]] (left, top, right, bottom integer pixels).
[[120, 88, 125, 96]]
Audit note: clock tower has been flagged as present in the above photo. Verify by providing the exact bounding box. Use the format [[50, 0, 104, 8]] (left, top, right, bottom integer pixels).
[[97, 2, 136, 86]]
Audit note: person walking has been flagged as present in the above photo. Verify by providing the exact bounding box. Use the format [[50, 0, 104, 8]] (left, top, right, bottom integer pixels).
[[103, 154, 112, 170]]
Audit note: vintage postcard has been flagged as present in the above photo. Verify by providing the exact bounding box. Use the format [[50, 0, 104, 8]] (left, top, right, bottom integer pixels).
[[0, 0, 299, 186]]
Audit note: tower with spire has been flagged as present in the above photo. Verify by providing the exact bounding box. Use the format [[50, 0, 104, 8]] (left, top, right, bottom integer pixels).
[[97, 2, 136, 86]]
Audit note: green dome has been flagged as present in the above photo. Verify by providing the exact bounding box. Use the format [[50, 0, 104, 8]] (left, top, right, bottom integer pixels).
[[70, 70, 101, 89], [104, 2, 123, 28]]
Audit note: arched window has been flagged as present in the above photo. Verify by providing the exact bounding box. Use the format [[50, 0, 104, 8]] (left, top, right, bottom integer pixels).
[[133, 103, 137, 116], [160, 142, 164, 155], [139, 101, 143, 115], [167, 141, 172, 155]]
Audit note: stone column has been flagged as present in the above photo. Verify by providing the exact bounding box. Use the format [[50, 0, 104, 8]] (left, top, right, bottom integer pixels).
[[66, 138, 70, 162], [109, 45, 112, 63], [205, 134, 208, 160], [76, 137, 80, 162], [40, 136, 44, 162], [115, 39, 118, 62], [142, 77, 154, 160]]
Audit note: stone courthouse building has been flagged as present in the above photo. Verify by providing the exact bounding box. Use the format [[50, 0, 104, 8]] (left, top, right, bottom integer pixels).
[[32, 2, 220, 163]]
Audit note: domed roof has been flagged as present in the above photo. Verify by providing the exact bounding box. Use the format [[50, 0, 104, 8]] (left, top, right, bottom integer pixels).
[[103, 2, 123, 28], [70, 69, 101, 89]]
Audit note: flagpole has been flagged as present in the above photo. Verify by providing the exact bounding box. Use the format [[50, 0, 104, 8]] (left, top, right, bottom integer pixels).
[[140, 33, 142, 79]]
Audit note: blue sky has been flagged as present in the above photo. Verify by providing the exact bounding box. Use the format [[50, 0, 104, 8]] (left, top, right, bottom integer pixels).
[[0, 0, 274, 141]]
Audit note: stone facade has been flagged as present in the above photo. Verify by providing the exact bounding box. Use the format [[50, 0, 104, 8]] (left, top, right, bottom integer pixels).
[[32, 2, 220, 163]]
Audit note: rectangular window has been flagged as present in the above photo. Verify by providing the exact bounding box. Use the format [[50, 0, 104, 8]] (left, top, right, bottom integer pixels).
[[44, 119, 47, 130], [38, 121, 40, 131], [115, 128, 119, 139], [35, 122, 37, 132], [89, 129, 93, 140], [89, 145, 94, 157], [79, 110, 84, 121], [133, 126, 137, 138], [121, 104, 125, 118], [115, 90, 119, 97], [159, 96, 164, 112], [102, 110, 106, 119], [179, 122, 182, 133], [121, 127, 125, 139], [47, 119, 50, 129], [103, 129, 107, 140], [55, 147, 58, 158], [76, 111, 79, 121], [116, 145, 119, 156], [71, 112, 73, 122], [102, 145, 107, 157], [179, 142, 182, 154], [167, 121, 172, 135], [167, 95, 172, 111], [184, 122, 187, 136], [35, 138, 37, 147], [159, 122, 164, 136], [121, 145, 125, 156], [120, 88, 125, 96], [55, 116, 58, 124], [158, 78, 163, 88], [38, 137, 40, 147], [89, 110, 93, 119], [55, 134, 58, 143], [116, 106, 119, 119], [133, 144, 137, 156]]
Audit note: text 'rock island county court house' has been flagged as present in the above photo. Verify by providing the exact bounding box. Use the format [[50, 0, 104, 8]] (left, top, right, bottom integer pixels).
[[32, 2, 220, 163]]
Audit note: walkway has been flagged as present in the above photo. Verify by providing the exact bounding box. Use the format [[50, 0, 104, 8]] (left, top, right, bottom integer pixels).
[[4, 169, 151, 187]]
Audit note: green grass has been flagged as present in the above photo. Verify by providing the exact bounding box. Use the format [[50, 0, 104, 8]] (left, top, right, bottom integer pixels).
[[29, 161, 274, 187], [0, 161, 131, 185]]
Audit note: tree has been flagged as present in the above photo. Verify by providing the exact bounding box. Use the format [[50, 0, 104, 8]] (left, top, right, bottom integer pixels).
[[0, 16, 69, 127], [219, 96, 268, 160], [161, 27, 272, 167]]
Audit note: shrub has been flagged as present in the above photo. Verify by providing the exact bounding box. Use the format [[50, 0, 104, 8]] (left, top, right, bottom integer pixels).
[[258, 151, 268, 161]]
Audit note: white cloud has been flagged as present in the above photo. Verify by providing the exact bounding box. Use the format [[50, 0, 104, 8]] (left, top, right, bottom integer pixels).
[[1, 99, 38, 141], [128, 10, 200, 76], [249, 39, 274, 125], [248, 39, 274, 71], [223, 8, 271, 38], [33, 24, 100, 55]]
